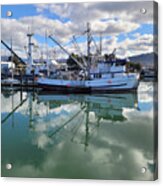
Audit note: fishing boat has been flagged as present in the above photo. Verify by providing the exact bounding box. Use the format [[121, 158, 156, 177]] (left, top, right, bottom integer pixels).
[[22, 23, 139, 93], [37, 23, 140, 93], [37, 62, 139, 93], [1, 23, 140, 92]]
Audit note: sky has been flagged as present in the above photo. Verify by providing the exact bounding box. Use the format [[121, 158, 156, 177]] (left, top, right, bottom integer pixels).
[[1, 1, 158, 59]]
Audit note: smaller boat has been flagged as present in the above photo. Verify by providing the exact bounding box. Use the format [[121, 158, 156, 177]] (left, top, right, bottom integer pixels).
[[1, 78, 20, 85], [141, 68, 157, 81], [1, 78, 21, 90]]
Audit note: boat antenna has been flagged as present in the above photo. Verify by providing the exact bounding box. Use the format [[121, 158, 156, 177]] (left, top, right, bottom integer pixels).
[[26, 30, 34, 74]]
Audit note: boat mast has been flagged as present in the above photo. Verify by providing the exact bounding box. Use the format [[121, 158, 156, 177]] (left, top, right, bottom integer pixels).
[[84, 102, 90, 151], [45, 30, 50, 76], [26, 32, 34, 74], [87, 22, 91, 79], [45, 30, 49, 62]]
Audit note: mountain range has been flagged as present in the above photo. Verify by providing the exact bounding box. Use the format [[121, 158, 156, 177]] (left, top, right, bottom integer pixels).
[[129, 52, 158, 68], [1, 52, 158, 68]]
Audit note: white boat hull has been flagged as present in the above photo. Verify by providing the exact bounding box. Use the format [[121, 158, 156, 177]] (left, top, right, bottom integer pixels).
[[37, 73, 139, 92]]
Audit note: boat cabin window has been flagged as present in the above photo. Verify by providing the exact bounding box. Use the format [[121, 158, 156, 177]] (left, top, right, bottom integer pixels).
[[115, 62, 126, 66], [93, 73, 102, 79]]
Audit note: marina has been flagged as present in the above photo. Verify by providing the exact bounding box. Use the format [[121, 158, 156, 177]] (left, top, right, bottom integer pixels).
[[1, 22, 142, 93], [1, 1, 158, 181]]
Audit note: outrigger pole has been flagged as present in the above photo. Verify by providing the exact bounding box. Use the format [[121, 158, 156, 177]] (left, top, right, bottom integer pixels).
[[1, 98, 27, 124], [99, 32, 102, 55], [1, 40, 26, 66]]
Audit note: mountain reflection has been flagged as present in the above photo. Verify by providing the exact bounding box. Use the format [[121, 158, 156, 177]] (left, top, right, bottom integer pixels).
[[1, 82, 157, 180]]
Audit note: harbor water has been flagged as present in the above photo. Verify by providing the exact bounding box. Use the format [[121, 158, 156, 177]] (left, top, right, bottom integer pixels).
[[1, 81, 157, 180]]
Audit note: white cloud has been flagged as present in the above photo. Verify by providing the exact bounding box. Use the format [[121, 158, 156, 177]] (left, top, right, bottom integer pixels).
[[90, 19, 139, 35], [35, 1, 154, 24], [1, 16, 74, 59], [65, 32, 154, 58], [35, 3, 49, 13], [99, 33, 154, 57], [121, 34, 154, 56], [1, 18, 39, 58], [1, 1, 156, 59]]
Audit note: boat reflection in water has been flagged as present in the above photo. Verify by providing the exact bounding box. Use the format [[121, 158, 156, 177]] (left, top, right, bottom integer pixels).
[[1, 82, 157, 180], [37, 93, 138, 123]]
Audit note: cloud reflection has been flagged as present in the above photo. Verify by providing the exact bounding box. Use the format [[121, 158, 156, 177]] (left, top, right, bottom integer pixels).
[[1, 82, 157, 180]]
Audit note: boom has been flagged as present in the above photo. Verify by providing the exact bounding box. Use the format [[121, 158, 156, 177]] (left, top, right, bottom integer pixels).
[[49, 35, 86, 70], [1, 40, 26, 66]]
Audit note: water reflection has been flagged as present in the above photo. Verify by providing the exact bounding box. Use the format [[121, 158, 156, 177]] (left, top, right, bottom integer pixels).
[[1, 82, 157, 180]]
